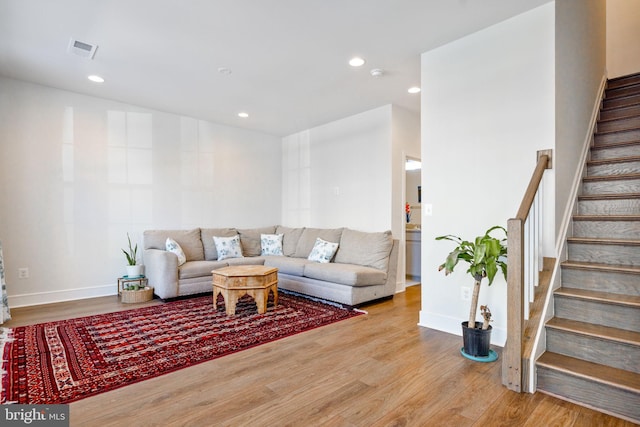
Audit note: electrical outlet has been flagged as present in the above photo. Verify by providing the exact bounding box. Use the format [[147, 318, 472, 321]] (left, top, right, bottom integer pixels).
[[461, 287, 471, 301], [18, 267, 29, 279]]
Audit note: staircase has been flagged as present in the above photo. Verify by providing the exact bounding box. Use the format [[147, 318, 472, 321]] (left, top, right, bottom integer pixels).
[[536, 72, 640, 423]]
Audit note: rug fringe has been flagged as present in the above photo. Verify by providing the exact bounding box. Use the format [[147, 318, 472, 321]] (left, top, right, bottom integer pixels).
[[0, 327, 14, 404], [279, 289, 362, 312]]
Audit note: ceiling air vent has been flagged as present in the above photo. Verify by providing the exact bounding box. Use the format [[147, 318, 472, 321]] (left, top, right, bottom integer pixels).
[[67, 38, 98, 59]]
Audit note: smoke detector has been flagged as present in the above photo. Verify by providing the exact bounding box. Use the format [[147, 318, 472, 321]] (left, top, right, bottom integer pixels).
[[370, 68, 384, 78], [67, 38, 98, 59]]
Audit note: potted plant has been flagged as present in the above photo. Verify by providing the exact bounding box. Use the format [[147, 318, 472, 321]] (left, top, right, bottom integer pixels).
[[436, 225, 507, 360], [122, 233, 143, 278]]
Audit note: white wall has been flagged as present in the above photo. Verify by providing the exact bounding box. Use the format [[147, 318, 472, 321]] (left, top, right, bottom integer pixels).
[[0, 77, 281, 307], [607, 0, 640, 78], [556, 0, 607, 246], [281, 104, 419, 291], [419, 3, 556, 346], [282, 105, 393, 232]]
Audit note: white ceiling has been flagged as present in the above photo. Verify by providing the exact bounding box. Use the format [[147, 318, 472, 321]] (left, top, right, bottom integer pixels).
[[0, 0, 551, 137]]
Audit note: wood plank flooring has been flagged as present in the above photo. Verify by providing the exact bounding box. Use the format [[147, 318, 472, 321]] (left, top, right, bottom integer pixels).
[[3, 286, 635, 426]]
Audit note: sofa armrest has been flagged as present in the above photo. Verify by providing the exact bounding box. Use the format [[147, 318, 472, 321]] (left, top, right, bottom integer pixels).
[[384, 239, 400, 293], [144, 249, 179, 299]]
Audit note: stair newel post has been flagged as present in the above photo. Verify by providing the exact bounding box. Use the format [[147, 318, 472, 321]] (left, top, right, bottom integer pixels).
[[503, 218, 524, 392]]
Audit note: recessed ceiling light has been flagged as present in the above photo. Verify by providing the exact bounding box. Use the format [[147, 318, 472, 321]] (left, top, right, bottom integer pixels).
[[408, 86, 421, 94], [88, 75, 104, 83], [349, 57, 365, 67], [238, 112, 249, 118]]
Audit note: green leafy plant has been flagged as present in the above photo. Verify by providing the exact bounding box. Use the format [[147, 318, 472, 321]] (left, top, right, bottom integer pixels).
[[436, 225, 507, 329], [122, 233, 138, 266]]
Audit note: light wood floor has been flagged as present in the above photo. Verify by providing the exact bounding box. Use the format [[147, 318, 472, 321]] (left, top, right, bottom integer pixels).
[[3, 286, 635, 427]]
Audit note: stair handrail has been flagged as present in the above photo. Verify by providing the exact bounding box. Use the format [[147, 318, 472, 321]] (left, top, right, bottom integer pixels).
[[502, 150, 552, 392]]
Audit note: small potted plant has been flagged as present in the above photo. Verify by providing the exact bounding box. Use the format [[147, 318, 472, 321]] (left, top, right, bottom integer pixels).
[[122, 232, 143, 277], [436, 225, 507, 360]]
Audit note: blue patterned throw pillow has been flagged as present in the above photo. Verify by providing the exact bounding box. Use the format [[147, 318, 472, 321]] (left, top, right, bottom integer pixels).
[[213, 235, 244, 261], [261, 234, 284, 256], [307, 238, 339, 263], [166, 237, 187, 266]]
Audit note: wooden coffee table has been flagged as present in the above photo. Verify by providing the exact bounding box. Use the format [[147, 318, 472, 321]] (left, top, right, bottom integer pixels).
[[212, 265, 278, 316]]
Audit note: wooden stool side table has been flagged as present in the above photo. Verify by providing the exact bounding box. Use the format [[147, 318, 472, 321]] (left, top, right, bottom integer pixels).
[[212, 265, 278, 316]]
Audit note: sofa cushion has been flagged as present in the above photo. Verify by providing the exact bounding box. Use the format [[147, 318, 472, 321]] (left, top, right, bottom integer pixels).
[[238, 226, 276, 257], [179, 260, 227, 280], [263, 255, 313, 276], [303, 263, 387, 287], [143, 228, 204, 261], [294, 228, 343, 258], [213, 235, 244, 261], [334, 229, 393, 271], [226, 257, 266, 266], [275, 226, 305, 257], [166, 238, 187, 266], [261, 234, 284, 256], [201, 228, 237, 260], [307, 238, 339, 263]]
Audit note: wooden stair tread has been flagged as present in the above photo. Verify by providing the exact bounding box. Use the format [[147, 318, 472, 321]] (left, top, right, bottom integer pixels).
[[605, 83, 640, 100], [607, 71, 640, 87], [599, 112, 640, 123], [573, 215, 640, 221], [555, 287, 640, 308], [578, 192, 640, 200], [567, 236, 640, 245], [537, 352, 640, 393], [587, 155, 640, 165], [592, 140, 640, 150], [602, 97, 640, 110], [547, 317, 640, 346], [561, 260, 640, 275], [583, 172, 640, 182]]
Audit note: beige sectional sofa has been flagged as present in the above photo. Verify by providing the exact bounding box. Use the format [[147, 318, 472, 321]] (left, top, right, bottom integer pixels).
[[143, 225, 399, 306]]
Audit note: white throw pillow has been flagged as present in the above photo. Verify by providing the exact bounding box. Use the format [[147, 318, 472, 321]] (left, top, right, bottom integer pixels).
[[307, 238, 339, 263], [213, 235, 244, 261], [261, 233, 284, 256], [166, 237, 187, 266]]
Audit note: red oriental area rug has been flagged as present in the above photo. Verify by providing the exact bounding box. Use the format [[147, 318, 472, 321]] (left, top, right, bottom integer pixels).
[[0, 292, 363, 404]]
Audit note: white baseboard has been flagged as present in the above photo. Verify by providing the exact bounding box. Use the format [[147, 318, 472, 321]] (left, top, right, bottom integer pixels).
[[8, 284, 117, 308], [418, 310, 506, 347]]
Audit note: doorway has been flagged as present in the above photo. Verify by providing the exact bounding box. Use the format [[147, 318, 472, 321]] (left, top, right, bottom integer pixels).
[[405, 157, 421, 285]]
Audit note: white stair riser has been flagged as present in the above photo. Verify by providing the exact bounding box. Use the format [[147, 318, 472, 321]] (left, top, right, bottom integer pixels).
[[600, 104, 640, 121], [573, 220, 640, 239], [582, 178, 640, 195], [590, 144, 640, 160], [546, 329, 640, 373], [598, 116, 640, 133], [606, 84, 640, 99], [555, 296, 640, 332], [588, 160, 640, 176], [607, 75, 640, 89], [536, 367, 640, 421], [603, 93, 640, 110], [568, 242, 640, 266], [595, 128, 640, 145], [561, 268, 640, 296], [577, 198, 640, 215]]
